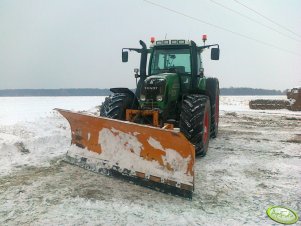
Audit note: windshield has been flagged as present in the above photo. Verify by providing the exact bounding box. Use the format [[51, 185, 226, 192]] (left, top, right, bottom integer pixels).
[[150, 48, 191, 75]]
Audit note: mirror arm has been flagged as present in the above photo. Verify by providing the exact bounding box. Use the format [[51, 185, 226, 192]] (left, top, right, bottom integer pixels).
[[197, 44, 219, 51], [122, 48, 142, 53], [122, 48, 151, 54]]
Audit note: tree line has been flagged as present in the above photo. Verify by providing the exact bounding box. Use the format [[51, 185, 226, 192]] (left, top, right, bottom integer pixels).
[[0, 87, 284, 97], [220, 87, 283, 95]]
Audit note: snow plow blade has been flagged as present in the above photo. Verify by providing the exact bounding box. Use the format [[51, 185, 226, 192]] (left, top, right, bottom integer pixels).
[[56, 109, 195, 198]]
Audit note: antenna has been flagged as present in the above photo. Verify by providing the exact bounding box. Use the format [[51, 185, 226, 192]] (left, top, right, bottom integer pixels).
[[165, 33, 167, 39]]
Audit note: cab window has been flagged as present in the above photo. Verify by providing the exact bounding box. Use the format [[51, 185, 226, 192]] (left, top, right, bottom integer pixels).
[[150, 48, 191, 75]]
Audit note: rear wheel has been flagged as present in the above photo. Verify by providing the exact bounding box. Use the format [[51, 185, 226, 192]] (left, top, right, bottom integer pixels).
[[100, 93, 138, 120], [180, 95, 211, 156], [206, 78, 219, 138]]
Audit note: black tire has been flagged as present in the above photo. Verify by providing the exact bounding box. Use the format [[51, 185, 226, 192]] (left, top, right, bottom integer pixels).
[[180, 95, 211, 157], [100, 93, 138, 120], [206, 78, 219, 138]]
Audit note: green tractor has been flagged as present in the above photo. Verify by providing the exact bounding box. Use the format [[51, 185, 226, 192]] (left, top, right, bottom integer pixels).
[[100, 37, 220, 157]]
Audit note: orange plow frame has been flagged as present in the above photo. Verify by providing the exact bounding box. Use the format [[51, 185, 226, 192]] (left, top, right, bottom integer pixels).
[[56, 109, 195, 198], [126, 109, 160, 127]]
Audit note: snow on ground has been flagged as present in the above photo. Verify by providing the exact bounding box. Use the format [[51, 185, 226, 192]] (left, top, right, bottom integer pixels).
[[0, 96, 300, 225], [0, 96, 103, 177]]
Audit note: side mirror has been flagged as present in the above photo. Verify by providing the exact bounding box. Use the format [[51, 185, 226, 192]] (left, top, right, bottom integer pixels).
[[122, 50, 128, 62], [211, 48, 220, 60]]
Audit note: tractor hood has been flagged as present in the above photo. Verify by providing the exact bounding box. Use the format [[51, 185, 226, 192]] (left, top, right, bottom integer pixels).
[[142, 73, 178, 98], [139, 73, 180, 109], [140, 74, 169, 103]]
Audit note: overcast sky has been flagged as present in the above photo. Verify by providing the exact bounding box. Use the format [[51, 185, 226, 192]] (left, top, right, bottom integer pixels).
[[0, 0, 300, 90]]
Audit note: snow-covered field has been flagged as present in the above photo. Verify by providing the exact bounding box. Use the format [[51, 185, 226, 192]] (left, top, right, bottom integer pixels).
[[0, 96, 300, 225]]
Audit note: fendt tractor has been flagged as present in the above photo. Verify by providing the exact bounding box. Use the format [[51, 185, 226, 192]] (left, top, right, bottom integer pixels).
[[56, 36, 220, 198]]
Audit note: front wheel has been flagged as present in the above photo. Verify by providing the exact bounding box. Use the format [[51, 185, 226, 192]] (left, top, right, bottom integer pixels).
[[100, 93, 138, 120], [180, 95, 211, 157]]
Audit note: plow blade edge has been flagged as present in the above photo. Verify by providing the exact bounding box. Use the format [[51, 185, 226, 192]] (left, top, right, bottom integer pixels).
[[56, 109, 195, 198]]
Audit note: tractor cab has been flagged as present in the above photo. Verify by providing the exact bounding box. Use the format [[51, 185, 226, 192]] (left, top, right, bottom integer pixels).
[[149, 40, 193, 76], [148, 40, 197, 95]]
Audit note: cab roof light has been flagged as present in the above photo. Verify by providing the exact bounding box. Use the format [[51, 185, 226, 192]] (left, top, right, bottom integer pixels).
[[150, 37, 155, 44], [202, 34, 207, 45]]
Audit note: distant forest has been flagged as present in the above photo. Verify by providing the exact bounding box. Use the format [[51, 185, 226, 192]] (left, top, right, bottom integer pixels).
[[0, 87, 284, 97], [220, 87, 283, 95]]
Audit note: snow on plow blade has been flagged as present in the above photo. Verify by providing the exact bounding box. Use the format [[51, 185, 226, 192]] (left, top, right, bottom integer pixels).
[[56, 109, 195, 198]]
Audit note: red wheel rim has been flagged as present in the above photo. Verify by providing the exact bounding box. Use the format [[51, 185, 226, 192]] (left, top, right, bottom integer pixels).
[[203, 110, 209, 143], [215, 94, 219, 127]]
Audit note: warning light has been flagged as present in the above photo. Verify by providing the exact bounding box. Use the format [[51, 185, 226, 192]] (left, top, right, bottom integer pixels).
[[150, 37, 155, 43], [202, 34, 207, 44]]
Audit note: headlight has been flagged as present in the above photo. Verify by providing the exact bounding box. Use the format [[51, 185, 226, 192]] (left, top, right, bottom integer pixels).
[[140, 95, 146, 101], [156, 95, 163, 101]]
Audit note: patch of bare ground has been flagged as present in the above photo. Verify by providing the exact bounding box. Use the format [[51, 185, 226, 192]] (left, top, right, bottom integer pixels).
[[285, 134, 301, 144]]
